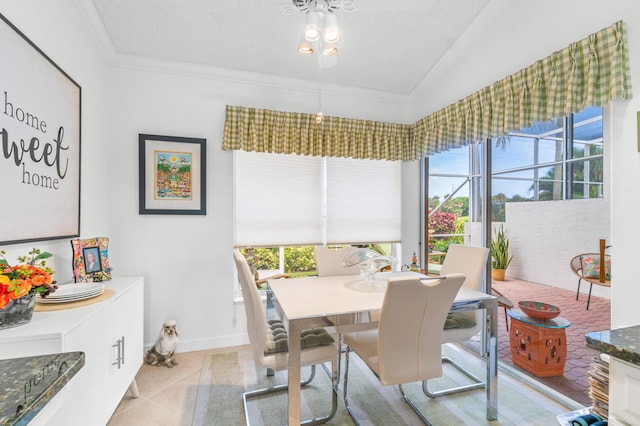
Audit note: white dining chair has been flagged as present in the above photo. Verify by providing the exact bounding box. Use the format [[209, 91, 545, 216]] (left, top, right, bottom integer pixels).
[[233, 249, 339, 425], [313, 245, 373, 368], [422, 244, 489, 398], [342, 274, 466, 425], [314, 245, 361, 276], [314, 245, 383, 333]]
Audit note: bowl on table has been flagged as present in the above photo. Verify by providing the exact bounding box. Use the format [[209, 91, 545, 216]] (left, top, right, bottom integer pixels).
[[518, 301, 561, 320]]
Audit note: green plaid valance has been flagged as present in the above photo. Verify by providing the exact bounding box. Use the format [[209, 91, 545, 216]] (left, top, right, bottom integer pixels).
[[222, 106, 411, 161], [411, 20, 631, 157], [223, 21, 631, 161]]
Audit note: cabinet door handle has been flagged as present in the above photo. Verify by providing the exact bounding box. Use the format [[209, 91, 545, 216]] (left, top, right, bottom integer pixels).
[[112, 336, 125, 369], [112, 339, 122, 369]]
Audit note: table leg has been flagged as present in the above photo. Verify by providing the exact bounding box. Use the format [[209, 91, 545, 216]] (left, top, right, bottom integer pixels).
[[486, 301, 498, 420], [288, 320, 302, 425]]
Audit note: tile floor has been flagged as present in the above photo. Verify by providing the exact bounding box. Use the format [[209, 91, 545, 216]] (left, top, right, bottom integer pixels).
[[108, 278, 610, 424], [107, 346, 240, 426]]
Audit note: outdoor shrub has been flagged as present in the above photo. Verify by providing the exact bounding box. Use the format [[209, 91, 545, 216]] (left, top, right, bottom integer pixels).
[[284, 246, 316, 273]]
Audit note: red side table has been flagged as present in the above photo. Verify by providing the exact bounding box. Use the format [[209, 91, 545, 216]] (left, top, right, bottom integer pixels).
[[508, 309, 571, 377]]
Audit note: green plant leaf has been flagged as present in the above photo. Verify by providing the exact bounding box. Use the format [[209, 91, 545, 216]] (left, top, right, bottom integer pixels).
[[491, 225, 513, 269]]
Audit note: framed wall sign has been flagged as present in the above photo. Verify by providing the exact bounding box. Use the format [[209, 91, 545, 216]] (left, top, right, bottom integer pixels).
[[139, 134, 206, 215], [0, 14, 81, 245]]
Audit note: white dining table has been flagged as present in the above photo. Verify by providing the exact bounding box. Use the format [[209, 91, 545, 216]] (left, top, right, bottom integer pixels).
[[267, 271, 499, 425]]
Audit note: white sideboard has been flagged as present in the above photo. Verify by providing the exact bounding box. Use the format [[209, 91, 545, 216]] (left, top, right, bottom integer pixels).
[[610, 357, 640, 425], [0, 276, 144, 425], [585, 326, 640, 426]]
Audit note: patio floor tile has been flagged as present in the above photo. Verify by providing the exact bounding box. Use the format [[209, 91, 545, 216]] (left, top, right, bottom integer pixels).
[[492, 277, 610, 406]]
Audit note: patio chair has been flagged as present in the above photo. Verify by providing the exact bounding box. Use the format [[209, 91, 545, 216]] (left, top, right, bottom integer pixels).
[[233, 250, 339, 425], [342, 274, 466, 425], [570, 253, 611, 310]]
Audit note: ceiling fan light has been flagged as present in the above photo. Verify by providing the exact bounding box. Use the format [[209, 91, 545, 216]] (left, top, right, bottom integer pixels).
[[304, 12, 321, 42], [323, 14, 340, 44], [323, 29, 340, 44], [298, 40, 314, 54], [322, 45, 338, 56]]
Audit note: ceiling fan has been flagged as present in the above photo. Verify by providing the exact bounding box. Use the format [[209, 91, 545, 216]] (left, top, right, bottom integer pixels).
[[281, 0, 357, 15]]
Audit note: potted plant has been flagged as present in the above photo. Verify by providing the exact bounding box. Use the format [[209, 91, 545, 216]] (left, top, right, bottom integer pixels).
[[490, 225, 513, 281]]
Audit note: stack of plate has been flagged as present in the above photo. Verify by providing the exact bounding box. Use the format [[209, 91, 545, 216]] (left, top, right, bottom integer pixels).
[[37, 282, 105, 304]]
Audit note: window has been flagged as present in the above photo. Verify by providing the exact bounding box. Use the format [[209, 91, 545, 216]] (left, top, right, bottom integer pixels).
[[234, 151, 402, 293], [427, 106, 604, 245], [241, 243, 397, 290], [491, 106, 604, 216]]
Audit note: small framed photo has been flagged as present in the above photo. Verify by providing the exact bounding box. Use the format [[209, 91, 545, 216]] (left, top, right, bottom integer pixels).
[[139, 134, 206, 215], [82, 246, 102, 273], [71, 237, 112, 282]]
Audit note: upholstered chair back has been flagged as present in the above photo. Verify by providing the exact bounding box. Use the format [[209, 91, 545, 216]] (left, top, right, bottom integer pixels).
[[376, 274, 465, 385], [439, 244, 489, 343], [234, 249, 270, 361], [314, 246, 360, 276]]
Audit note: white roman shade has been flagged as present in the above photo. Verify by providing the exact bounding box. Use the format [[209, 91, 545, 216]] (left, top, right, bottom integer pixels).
[[326, 157, 401, 244], [234, 150, 401, 247]]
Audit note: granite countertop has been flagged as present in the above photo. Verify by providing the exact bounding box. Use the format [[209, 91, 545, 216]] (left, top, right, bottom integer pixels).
[[0, 352, 85, 426], [585, 324, 640, 366]]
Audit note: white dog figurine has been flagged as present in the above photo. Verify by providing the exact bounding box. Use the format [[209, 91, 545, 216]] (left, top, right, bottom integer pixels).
[[145, 319, 179, 368]]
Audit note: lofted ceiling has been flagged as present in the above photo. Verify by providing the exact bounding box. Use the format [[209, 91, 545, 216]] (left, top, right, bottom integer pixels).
[[90, 0, 493, 95]]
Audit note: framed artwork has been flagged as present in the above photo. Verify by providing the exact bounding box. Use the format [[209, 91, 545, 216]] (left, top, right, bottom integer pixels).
[[139, 134, 206, 215], [71, 237, 112, 282], [0, 14, 81, 245]]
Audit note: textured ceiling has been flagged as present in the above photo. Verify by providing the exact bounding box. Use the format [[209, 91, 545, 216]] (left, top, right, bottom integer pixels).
[[91, 0, 491, 95]]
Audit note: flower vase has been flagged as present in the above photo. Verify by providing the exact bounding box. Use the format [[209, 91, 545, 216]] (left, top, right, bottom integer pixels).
[[0, 293, 36, 329]]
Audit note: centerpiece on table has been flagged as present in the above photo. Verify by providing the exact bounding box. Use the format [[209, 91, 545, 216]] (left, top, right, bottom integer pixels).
[[342, 248, 398, 286], [0, 248, 57, 329]]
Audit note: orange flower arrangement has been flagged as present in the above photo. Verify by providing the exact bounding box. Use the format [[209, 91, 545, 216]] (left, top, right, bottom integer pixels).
[[0, 249, 57, 310]]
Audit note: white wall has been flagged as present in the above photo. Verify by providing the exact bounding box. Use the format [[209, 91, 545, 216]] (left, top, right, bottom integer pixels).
[[507, 200, 610, 297], [400, 160, 422, 267], [468, 199, 611, 298], [411, 0, 640, 328]]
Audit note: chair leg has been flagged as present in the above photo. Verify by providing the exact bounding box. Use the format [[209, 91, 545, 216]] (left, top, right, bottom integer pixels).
[[503, 306, 509, 331], [243, 363, 338, 426], [344, 347, 433, 426], [343, 346, 361, 426], [320, 333, 343, 385], [399, 384, 434, 426], [587, 283, 593, 310], [576, 278, 582, 300], [422, 356, 484, 398]]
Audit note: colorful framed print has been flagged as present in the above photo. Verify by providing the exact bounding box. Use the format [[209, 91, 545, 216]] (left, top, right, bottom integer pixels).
[[71, 237, 112, 282], [138, 134, 206, 215], [0, 14, 81, 245]]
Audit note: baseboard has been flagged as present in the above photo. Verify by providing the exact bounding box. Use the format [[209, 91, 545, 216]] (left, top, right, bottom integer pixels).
[[145, 333, 249, 354]]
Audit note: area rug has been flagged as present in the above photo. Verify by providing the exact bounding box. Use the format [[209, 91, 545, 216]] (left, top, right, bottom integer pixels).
[[193, 344, 573, 425]]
